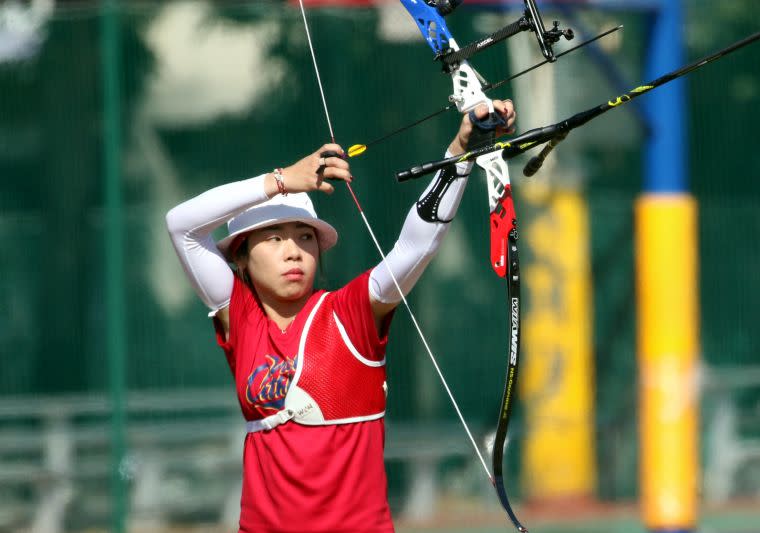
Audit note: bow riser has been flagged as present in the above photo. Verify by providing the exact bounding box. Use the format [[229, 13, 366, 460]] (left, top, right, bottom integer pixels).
[[402, 0, 514, 280], [401, 0, 494, 113], [477, 151, 513, 278]]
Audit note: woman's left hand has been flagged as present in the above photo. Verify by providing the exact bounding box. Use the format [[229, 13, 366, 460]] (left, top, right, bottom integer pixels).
[[448, 99, 516, 155]]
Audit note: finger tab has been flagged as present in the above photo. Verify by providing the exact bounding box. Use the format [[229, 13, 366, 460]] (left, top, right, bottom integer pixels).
[[320, 149, 342, 160]]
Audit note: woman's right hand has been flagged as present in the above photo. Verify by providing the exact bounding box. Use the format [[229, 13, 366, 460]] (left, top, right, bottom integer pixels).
[[269, 143, 352, 196]]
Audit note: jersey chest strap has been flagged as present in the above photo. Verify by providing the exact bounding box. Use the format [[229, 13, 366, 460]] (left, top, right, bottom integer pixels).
[[246, 409, 295, 433]]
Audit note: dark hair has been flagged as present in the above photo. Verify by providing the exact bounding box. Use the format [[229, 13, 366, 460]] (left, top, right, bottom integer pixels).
[[233, 234, 253, 288], [233, 234, 250, 262]]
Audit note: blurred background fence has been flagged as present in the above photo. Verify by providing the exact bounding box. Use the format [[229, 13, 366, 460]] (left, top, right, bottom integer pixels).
[[1, 1, 759, 532]]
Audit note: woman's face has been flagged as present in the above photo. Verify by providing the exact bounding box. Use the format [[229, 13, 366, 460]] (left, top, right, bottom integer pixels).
[[241, 222, 319, 303]]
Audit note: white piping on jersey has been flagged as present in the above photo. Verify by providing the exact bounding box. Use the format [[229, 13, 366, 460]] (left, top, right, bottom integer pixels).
[[290, 291, 330, 392], [333, 312, 386, 367], [310, 411, 385, 425]]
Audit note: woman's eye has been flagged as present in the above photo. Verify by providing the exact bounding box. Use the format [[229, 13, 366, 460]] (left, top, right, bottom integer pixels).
[[267, 235, 281, 242], [300, 233, 314, 241]]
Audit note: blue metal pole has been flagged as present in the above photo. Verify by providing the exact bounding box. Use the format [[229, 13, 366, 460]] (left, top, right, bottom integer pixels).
[[643, 0, 686, 193]]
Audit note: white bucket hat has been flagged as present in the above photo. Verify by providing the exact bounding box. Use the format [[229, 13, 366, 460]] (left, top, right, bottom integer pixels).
[[217, 192, 338, 261]]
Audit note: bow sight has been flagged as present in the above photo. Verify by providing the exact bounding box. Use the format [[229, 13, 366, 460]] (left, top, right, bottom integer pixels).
[[524, 0, 574, 61], [430, 0, 574, 71]]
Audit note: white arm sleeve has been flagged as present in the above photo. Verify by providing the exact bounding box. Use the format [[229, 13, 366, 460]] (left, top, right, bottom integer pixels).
[[165, 174, 270, 315], [369, 153, 473, 304]]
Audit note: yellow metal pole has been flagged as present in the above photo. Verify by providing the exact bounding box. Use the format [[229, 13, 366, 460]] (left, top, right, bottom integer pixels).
[[521, 189, 596, 502], [636, 194, 699, 531]]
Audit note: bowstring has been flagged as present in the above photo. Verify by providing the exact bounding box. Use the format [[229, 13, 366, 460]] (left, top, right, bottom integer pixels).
[[297, 1, 493, 483]]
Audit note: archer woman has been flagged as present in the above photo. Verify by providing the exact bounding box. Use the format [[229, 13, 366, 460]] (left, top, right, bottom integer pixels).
[[165, 99, 515, 532]]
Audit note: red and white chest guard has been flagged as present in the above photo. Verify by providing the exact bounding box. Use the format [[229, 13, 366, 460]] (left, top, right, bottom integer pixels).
[[247, 292, 387, 433]]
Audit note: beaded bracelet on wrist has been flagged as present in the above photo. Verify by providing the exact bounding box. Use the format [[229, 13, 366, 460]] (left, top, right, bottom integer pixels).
[[272, 168, 287, 196]]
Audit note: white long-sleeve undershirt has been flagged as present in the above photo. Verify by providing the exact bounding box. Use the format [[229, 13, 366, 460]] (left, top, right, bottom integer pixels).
[[165, 175, 269, 315]]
